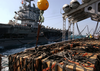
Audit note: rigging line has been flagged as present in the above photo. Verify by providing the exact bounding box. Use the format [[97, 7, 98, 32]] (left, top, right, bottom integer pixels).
[[45, 15, 61, 18], [51, 20, 62, 27], [97, 26, 100, 33], [80, 25, 87, 33], [76, 22, 83, 37], [45, 16, 61, 20], [23, 30, 62, 45], [45, 17, 62, 21], [93, 21, 99, 35], [43, 20, 62, 27], [36, 23, 41, 47], [76, 23, 81, 35], [88, 28, 94, 35], [14, 25, 62, 45], [44, 12, 61, 16], [86, 25, 89, 35], [80, 25, 90, 35], [76, 23, 91, 37], [45, 13, 61, 16]]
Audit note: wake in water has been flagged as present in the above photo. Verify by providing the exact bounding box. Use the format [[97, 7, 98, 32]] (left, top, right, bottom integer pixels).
[[1, 47, 26, 55], [0, 44, 35, 55], [0, 41, 54, 55]]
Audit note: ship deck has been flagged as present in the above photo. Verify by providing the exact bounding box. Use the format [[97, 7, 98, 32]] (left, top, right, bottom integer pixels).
[[7, 38, 100, 71]]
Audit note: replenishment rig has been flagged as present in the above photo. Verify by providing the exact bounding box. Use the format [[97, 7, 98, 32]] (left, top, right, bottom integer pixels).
[[0, 0, 100, 71]]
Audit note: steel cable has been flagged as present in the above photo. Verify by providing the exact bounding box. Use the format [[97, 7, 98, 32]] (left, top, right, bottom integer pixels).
[[76, 22, 83, 37], [97, 26, 100, 34], [93, 21, 99, 35], [76, 23, 94, 38]]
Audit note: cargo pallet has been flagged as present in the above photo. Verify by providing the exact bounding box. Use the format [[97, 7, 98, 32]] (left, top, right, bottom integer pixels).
[[8, 38, 100, 71]]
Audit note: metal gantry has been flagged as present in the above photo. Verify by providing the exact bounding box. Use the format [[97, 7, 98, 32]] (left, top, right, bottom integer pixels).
[[62, 17, 66, 41], [62, 0, 100, 41], [73, 23, 75, 39], [68, 21, 71, 40]]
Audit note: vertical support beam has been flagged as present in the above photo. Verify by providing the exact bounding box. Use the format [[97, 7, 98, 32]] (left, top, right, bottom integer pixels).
[[68, 21, 70, 40], [68, 21, 71, 40], [73, 23, 74, 39], [69, 23, 71, 40], [62, 17, 66, 41]]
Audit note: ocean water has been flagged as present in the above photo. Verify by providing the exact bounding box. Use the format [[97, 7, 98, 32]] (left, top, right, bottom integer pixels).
[[0, 41, 56, 56], [0, 35, 86, 56], [70, 35, 86, 39], [0, 44, 39, 55]]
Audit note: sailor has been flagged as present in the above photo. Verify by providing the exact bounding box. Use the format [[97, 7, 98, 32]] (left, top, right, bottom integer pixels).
[[89, 34, 92, 39]]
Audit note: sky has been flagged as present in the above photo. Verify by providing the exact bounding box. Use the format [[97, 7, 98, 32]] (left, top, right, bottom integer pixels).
[[0, 0, 100, 35]]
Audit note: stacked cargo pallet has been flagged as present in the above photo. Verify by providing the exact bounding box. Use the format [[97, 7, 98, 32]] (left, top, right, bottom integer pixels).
[[9, 38, 100, 71]]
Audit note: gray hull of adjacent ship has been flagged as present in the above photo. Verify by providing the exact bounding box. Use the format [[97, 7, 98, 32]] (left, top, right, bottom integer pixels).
[[0, 23, 70, 47]]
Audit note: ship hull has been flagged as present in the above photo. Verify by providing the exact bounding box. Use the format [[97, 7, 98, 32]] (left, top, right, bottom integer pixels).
[[0, 23, 70, 49], [0, 37, 48, 47]]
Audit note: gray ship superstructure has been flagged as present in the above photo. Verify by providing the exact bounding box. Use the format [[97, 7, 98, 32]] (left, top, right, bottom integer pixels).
[[0, 0, 71, 47]]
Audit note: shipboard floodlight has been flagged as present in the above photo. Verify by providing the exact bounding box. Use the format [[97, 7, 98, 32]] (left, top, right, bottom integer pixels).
[[63, 4, 71, 13], [70, 0, 80, 9]]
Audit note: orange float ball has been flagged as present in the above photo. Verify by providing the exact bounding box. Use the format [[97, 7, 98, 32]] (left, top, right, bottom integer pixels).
[[37, 0, 49, 10]]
